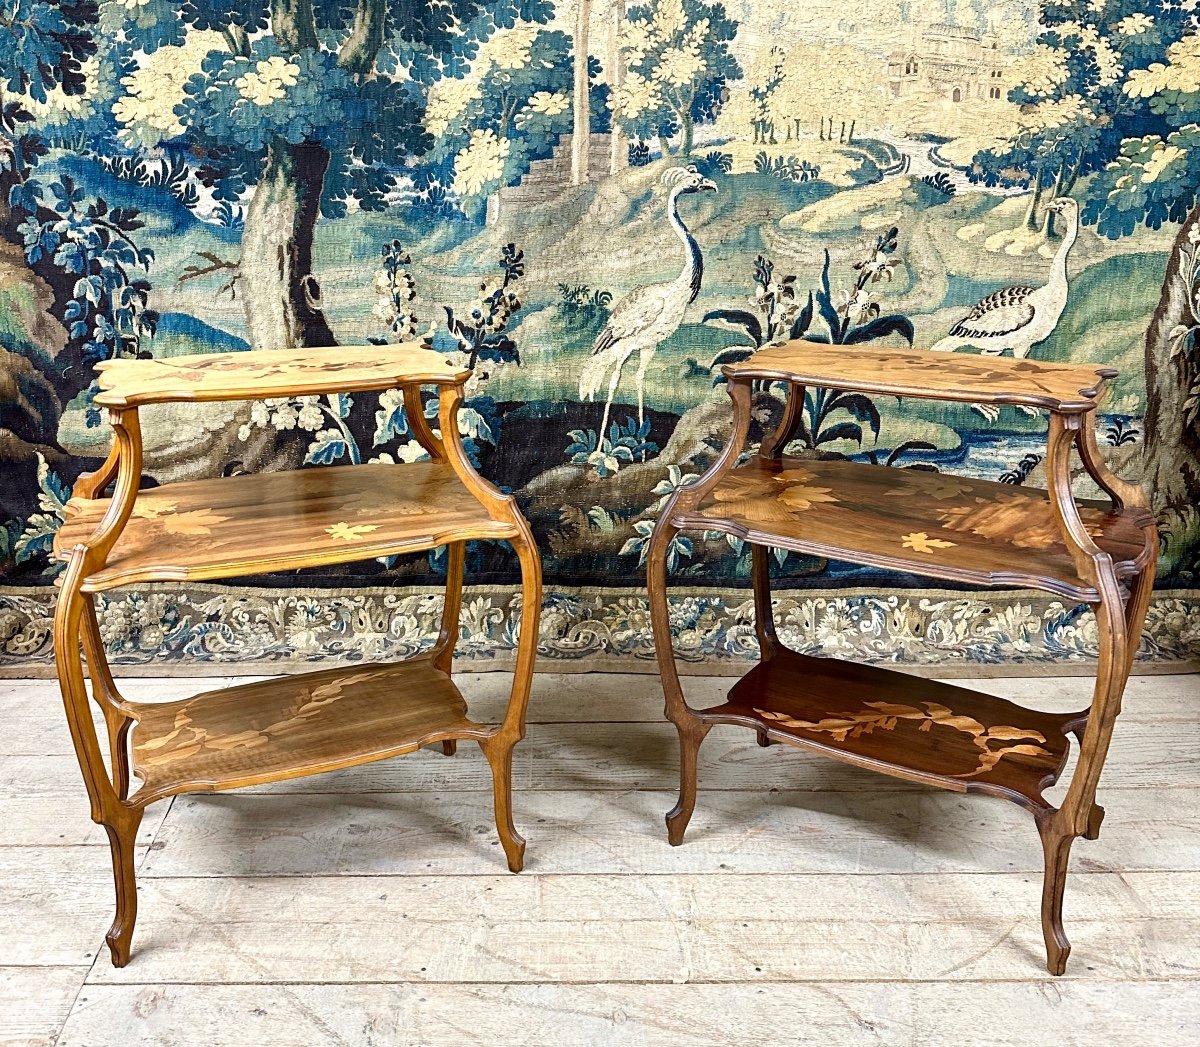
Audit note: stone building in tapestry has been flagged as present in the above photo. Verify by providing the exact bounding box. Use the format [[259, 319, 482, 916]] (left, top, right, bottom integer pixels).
[[887, 22, 1007, 104]]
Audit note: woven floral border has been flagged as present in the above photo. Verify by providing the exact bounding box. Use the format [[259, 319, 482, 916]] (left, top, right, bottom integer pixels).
[[1, 584, 1197, 675]]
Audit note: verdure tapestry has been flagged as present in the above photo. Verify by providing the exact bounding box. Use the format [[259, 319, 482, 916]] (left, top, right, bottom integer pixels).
[[1, 0, 1198, 672]]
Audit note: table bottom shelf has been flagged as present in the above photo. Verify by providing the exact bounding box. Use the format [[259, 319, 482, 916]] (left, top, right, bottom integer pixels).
[[703, 650, 1084, 811], [128, 658, 485, 801]]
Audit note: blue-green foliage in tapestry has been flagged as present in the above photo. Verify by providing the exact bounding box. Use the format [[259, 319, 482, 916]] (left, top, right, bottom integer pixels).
[[1, 0, 1198, 643]]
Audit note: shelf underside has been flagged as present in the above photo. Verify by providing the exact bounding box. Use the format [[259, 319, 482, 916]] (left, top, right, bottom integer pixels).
[[675, 456, 1152, 600], [128, 657, 482, 800], [54, 461, 517, 591], [706, 649, 1079, 810]]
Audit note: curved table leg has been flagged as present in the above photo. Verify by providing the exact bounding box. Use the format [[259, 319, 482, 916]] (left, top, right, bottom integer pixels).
[[56, 549, 145, 966], [648, 380, 754, 845], [760, 382, 807, 460], [1036, 811, 1076, 976]]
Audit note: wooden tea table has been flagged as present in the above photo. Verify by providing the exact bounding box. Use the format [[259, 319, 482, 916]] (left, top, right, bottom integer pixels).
[[51, 343, 542, 966], [646, 343, 1157, 975]]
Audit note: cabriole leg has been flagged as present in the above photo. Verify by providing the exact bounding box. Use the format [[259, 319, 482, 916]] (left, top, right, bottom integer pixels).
[[1037, 813, 1076, 976], [479, 735, 524, 872], [666, 718, 713, 846], [56, 550, 143, 966], [102, 806, 144, 967]]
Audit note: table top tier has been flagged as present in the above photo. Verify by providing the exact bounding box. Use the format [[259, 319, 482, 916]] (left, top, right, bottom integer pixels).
[[93, 342, 468, 408], [724, 343, 1115, 415]]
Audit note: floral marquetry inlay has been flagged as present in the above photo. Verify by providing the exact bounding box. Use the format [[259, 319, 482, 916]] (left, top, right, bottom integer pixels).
[[700, 466, 840, 525], [900, 531, 957, 554], [754, 700, 1055, 779], [131, 502, 230, 537], [325, 522, 381, 541]]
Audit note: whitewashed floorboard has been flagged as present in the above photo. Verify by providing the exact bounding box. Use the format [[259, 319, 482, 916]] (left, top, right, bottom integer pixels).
[[0, 967, 88, 1047], [139, 786, 1200, 877], [1, 671, 1196, 1047], [84, 871, 1200, 985], [54, 981, 1200, 1047]]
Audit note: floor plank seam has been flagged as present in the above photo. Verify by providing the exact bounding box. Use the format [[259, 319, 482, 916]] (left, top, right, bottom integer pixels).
[[70, 977, 1200, 987]]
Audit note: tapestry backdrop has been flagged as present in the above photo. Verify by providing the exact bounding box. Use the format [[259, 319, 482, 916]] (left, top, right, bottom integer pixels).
[[1, 0, 1198, 672]]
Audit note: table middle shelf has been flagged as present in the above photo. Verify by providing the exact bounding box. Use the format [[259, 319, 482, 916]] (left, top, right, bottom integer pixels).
[[54, 461, 518, 592], [125, 656, 485, 802], [672, 455, 1153, 601]]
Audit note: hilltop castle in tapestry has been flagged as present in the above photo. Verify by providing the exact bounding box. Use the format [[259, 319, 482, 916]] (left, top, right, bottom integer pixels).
[[887, 22, 1008, 104]]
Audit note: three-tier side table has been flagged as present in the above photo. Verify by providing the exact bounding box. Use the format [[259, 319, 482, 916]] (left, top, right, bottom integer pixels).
[[51, 343, 542, 967], [647, 342, 1158, 975]]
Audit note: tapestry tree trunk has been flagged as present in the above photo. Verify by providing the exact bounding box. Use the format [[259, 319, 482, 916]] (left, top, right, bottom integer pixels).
[[677, 106, 694, 156], [240, 139, 337, 349], [1024, 167, 1047, 231], [1140, 204, 1200, 510], [608, 0, 626, 175], [233, 0, 335, 348], [571, 0, 593, 185]]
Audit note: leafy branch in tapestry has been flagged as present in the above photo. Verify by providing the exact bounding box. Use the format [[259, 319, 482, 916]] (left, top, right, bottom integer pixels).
[[704, 254, 815, 370], [614, 0, 741, 157], [4, 453, 72, 576], [1169, 225, 1200, 431], [239, 242, 526, 471], [14, 176, 158, 368], [703, 232, 913, 456], [566, 417, 658, 479], [557, 283, 614, 339], [618, 466, 697, 572], [373, 240, 422, 340], [808, 227, 910, 347], [420, 25, 608, 211], [444, 243, 525, 371]]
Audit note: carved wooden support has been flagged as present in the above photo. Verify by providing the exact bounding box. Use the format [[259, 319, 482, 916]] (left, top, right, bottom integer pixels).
[[403, 384, 447, 460], [760, 382, 807, 459]]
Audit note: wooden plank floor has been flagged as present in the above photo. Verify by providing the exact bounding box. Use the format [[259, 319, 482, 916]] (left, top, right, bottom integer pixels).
[[1, 671, 1198, 1047]]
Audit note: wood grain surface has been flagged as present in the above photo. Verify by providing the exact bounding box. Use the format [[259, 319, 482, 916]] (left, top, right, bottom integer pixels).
[[92, 342, 467, 408], [710, 648, 1079, 810], [126, 658, 486, 802], [674, 455, 1151, 601], [725, 342, 1115, 413], [53, 461, 518, 591]]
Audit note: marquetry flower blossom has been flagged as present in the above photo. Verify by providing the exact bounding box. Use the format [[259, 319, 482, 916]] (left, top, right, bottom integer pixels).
[[901, 532, 956, 554], [325, 522, 380, 542], [235, 57, 300, 107], [778, 485, 838, 512], [133, 501, 229, 536]]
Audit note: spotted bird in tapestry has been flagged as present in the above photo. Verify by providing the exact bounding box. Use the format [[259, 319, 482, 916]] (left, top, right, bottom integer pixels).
[[1, 1, 1197, 669]]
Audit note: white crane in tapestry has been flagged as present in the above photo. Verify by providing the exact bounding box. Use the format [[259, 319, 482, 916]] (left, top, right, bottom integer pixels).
[[578, 165, 717, 439], [932, 197, 1080, 421]]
